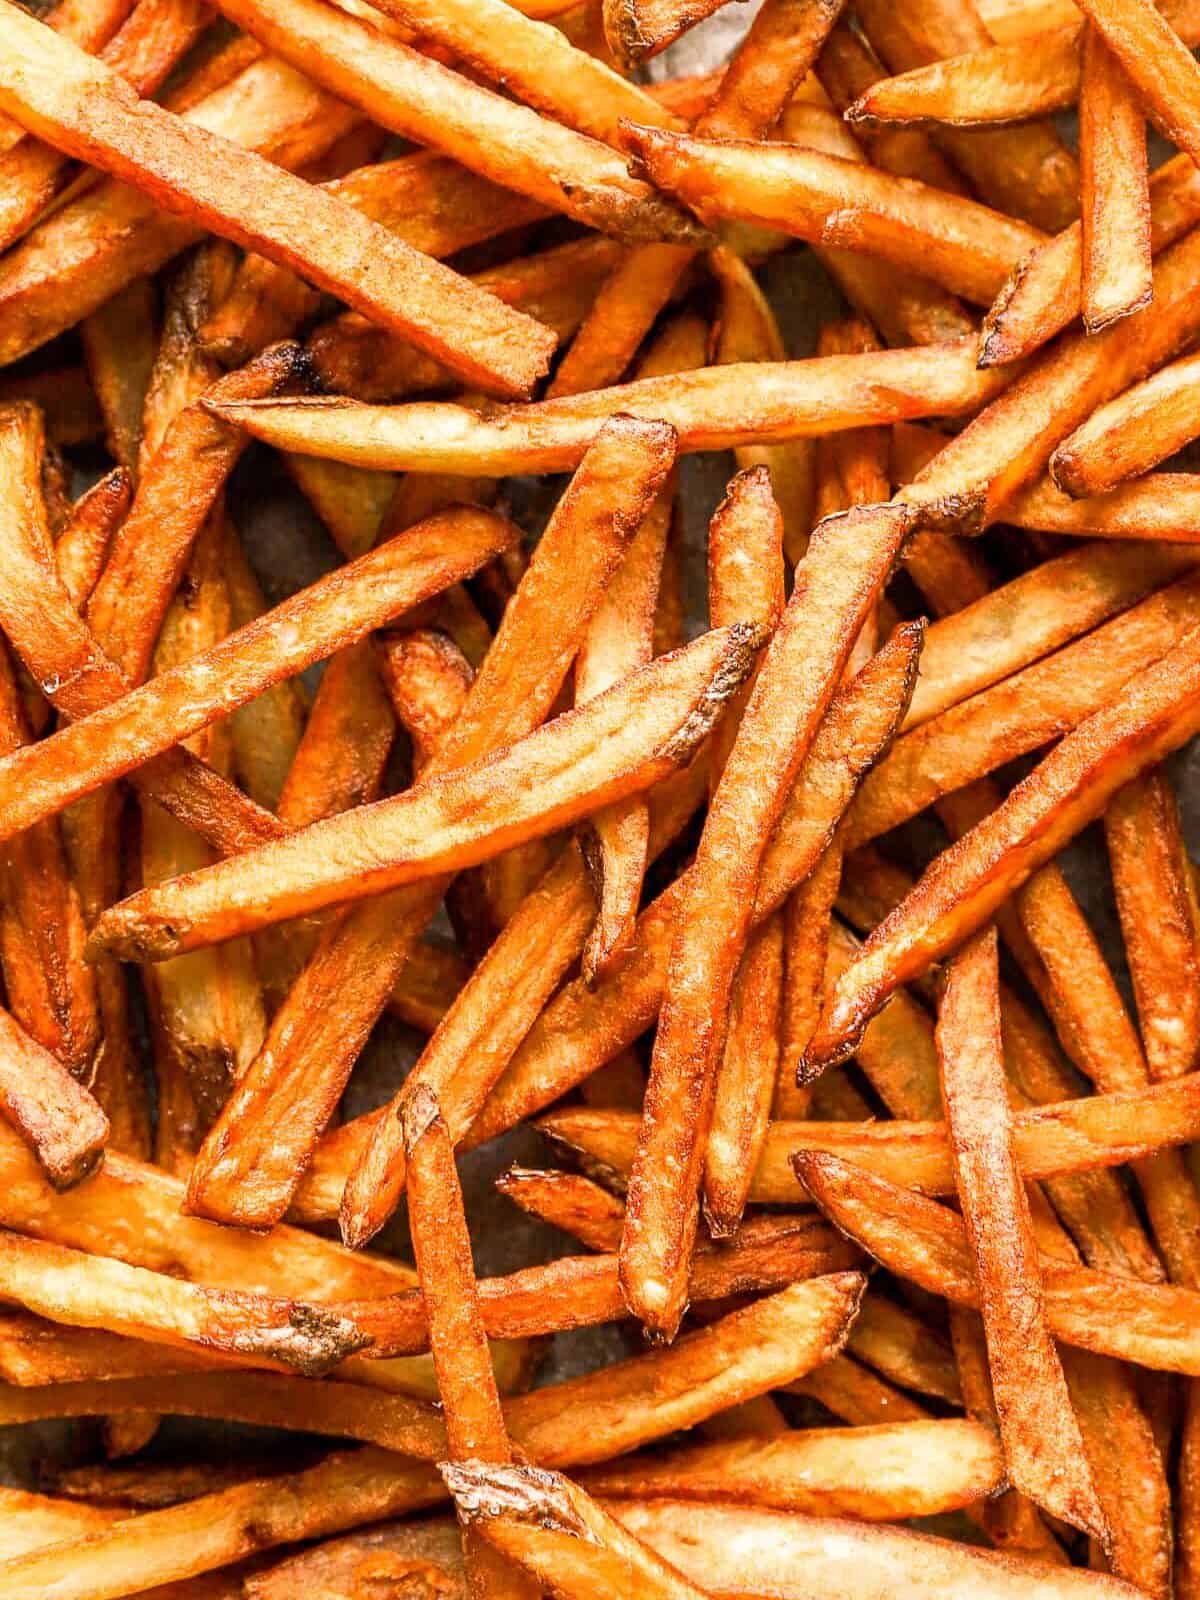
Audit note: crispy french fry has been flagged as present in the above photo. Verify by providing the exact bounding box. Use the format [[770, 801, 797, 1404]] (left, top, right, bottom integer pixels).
[[0, 1228, 368, 1374], [1079, 27, 1152, 332], [495, 1167, 627, 1251], [626, 124, 1044, 304], [206, 0, 706, 248], [445, 1462, 713, 1600], [846, 570, 1200, 849], [0, 11, 556, 400], [0, 1006, 108, 1190], [981, 153, 1200, 368], [621, 510, 920, 1338], [1052, 348, 1200, 497], [901, 537, 1194, 730], [242, 1519, 466, 1600], [0, 505, 518, 844], [812, 620, 1200, 1066], [203, 340, 1007, 476], [777, 838, 843, 1114], [1072, 0, 1200, 170], [617, 1498, 1145, 1599], [937, 929, 1107, 1539], [403, 1087, 533, 1600], [797, 1151, 1200, 1374], [536, 1072, 1200, 1198], [80, 278, 158, 476], [579, 1419, 1004, 1519], [789, 1351, 935, 1425], [701, 0, 846, 141], [1105, 768, 1200, 1080], [602, 0, 734, 65], [186, 417, 681, 1231], [53, 468, 129, 612]]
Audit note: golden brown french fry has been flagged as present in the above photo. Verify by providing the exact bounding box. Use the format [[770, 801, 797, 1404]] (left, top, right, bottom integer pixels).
[[812, 620, 1200, 1067], [1002, 470, 1200, 540], [1071, 0, 1200, 170], [0, 1488, 125, 1560], [777, 838, 843, 1114], [538, 1071, 1200, 1199], [617, 1498, 1146, 1600], [980, 151, 1200, 369], [80, 278, 158, 477], [1079, 27, 1152, 332], [846, 570, 1200, 849], [621, 506, 920, 1338], [797, 1151, 1200, 1374], [579, 1419, 1003, 1519], [53, 469, 130, 614], [444, 1462, 713, 1600], [241, 1518, 466, 1600], [1052, 347, 1200, 497], [45, 1458, 278, 1509], [205, 0, 706, 248], [937, 929, 1107, 1539], [703, 0, 846, 140], [626, 123, 1044, 304], [0, 0, 213, 256], [0, 1228, 368, 1374], [0, 56, 363, 368], [185, 418, 681, 1230], [496, 1167, 627, 1251], [204, 340, 1007, 476], [601, 0, 733, 65], [1105, 768, 1200, 1080], [852, 0, 1079, 231], [0, 1006, 107, 1190], [904, 227, 1200, 530], [789, 1351, 936, 1425], [403, 1087, 533, 1600], [901, 537, 1194, 731], [0, 506, 518, 843], [0, 11, 556, 400]]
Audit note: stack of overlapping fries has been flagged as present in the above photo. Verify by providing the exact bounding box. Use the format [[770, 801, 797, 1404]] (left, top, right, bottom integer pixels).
[[6, 0, 1200, 1590]]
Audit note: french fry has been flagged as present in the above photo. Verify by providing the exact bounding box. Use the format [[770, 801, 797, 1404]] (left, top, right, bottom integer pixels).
[[536, 1072, 1200, 1198], [51, 469, 129, 612], [0, 1006, 108, 1190], [205, 0, 707, 247], [845, 570, 1200, 849], [0, 1228, 368, 1375], [852, 0, 1080, 232], [797, 1151, 1200, 1374], [901, 537, 1194, 731], [981, 153, 1200, 368], [621, 510, 921, 1338], [242, 1519, 466, 1600], [0, 56, 363, 368], [344, 1213, 857, 1353], [579, 1419, 1004, 1519], [186, 417, 681, 1230], [80, 278, 158, 476], [1079, 27, 1152, 332], [789, 1351, 936, 1425], [701, 0, 846, 141], [1105, 768, 1200, 1080], [626, 124, 1045, 304], [1071, 0, 1200, 170], [1002, 469, 1200, 540], [204, 340, 1007, 476], [496, 1167, 627, 1251], [0, 505, 519, 844], [937, 929, 1107, 1539], [402, 1087, 533, 1600], [811, 620, 1200, 1067], [444, 1462, 713, 1600], [777, 838, 843, 1113], [0, 0, 214, 256], [601, 0, 735, 65], [616, 1498, 1146, 1600], [1052, 348, 1200, 497]]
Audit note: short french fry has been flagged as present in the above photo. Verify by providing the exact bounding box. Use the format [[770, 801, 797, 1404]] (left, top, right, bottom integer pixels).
[[496, 1167, 627, 1251], [0, 1006, 108, 1190], [444, 1462, 712, 1600], [1051, 347, 1200, 497], [699, 0, 846, 141], [0, 7, 556, 399], [621, 511, 919, 1339], [206, 0, 706, 247], [1104, 768, 1200, 1080], [0, 1228, 368, 1375], [626, 124, 1045, 304], [53, 468, 129, 614], [579, 1419, 1004, 1519], [602, 0, 735, 65], [616, 1499, 1146, 1600], [185, 417, 682, 1230], [203, 340, 1007, 476], [811, 619, 1200, 1067], [1079, 27, 1152, 332], [536, 1071, 1200, 1199], [937, 929, 1107, 1539], [797, 1151, 1200, 1374], [0, 505, 518, 844]]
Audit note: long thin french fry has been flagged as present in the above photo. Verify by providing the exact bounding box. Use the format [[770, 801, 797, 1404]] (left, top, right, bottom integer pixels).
[[0, 7, 556, 398], [80, 278, 158, 477], [204, 341, 1008, 476], [937, 929, 1107, 1539], [1072, 0, 1200, 169], [1079, 26, 1152, 332]]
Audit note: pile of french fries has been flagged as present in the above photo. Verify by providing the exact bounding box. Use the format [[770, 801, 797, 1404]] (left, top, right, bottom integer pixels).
[[8, 0, 1200, 1590]]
